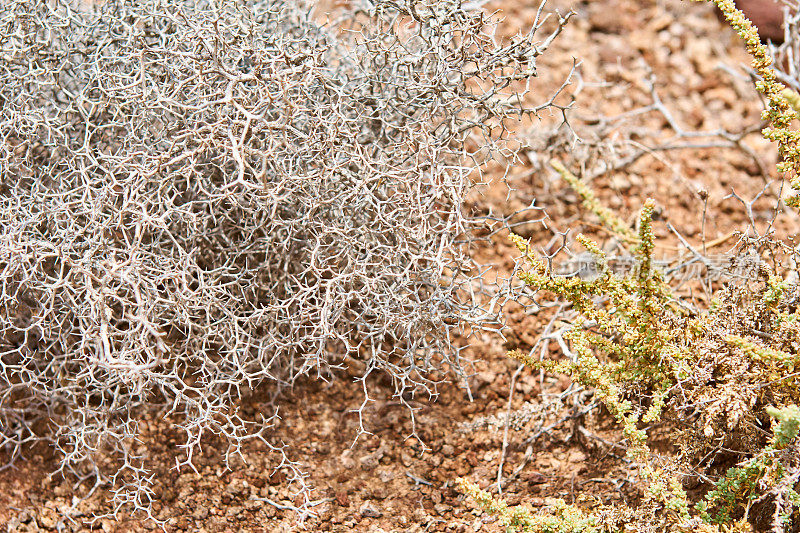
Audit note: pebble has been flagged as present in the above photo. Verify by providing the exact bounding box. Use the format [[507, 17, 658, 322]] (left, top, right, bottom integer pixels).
[[359, 500, 383, 518], [192, 507, 209, 520]]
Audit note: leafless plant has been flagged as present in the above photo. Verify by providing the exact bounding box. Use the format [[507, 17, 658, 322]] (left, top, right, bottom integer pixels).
[[0, 0, 570, 521], [772, 1, 800, 89]]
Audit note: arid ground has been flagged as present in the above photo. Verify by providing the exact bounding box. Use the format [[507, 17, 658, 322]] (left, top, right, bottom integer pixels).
[[3, 0, 797, 531]]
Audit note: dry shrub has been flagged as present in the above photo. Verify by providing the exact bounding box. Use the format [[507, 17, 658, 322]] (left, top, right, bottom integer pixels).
[[0, 0, 569, 519]]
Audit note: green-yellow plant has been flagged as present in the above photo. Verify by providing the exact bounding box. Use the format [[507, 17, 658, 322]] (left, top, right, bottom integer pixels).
[[455, 480, 605, 533], [459, 185, 800, 531], [457, 2, 800, 530], [698, 0, 800, 206]]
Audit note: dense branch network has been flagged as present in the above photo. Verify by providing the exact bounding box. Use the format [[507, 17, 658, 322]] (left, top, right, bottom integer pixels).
[[0, 0, 567, 519]]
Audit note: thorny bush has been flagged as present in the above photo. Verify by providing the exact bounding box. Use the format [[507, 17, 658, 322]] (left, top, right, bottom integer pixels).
[[0, 0, 570, 520]]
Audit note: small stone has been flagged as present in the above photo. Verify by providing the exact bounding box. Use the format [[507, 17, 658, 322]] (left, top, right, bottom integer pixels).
[[469, 372, 494, 391], [434, 503, 450, 516], [226, 479, 250, 498], [370, 486, 388, 500], [610, 175, 631, 192], [225, 505, 245, 519], [39, 508, 57, 529], [401, 451, 414, 467], [359, 447, 385, 471], [377, 468, 394, 483], [413, 508, 430, 524], [340, 450, 356, 470], [359, 500, 382, 518], [440, 444, 454, 457], [466, 451, 478, 467]]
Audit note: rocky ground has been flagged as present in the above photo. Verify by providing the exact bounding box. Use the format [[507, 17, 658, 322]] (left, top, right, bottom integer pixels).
[[3, 0, 798, 531]]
